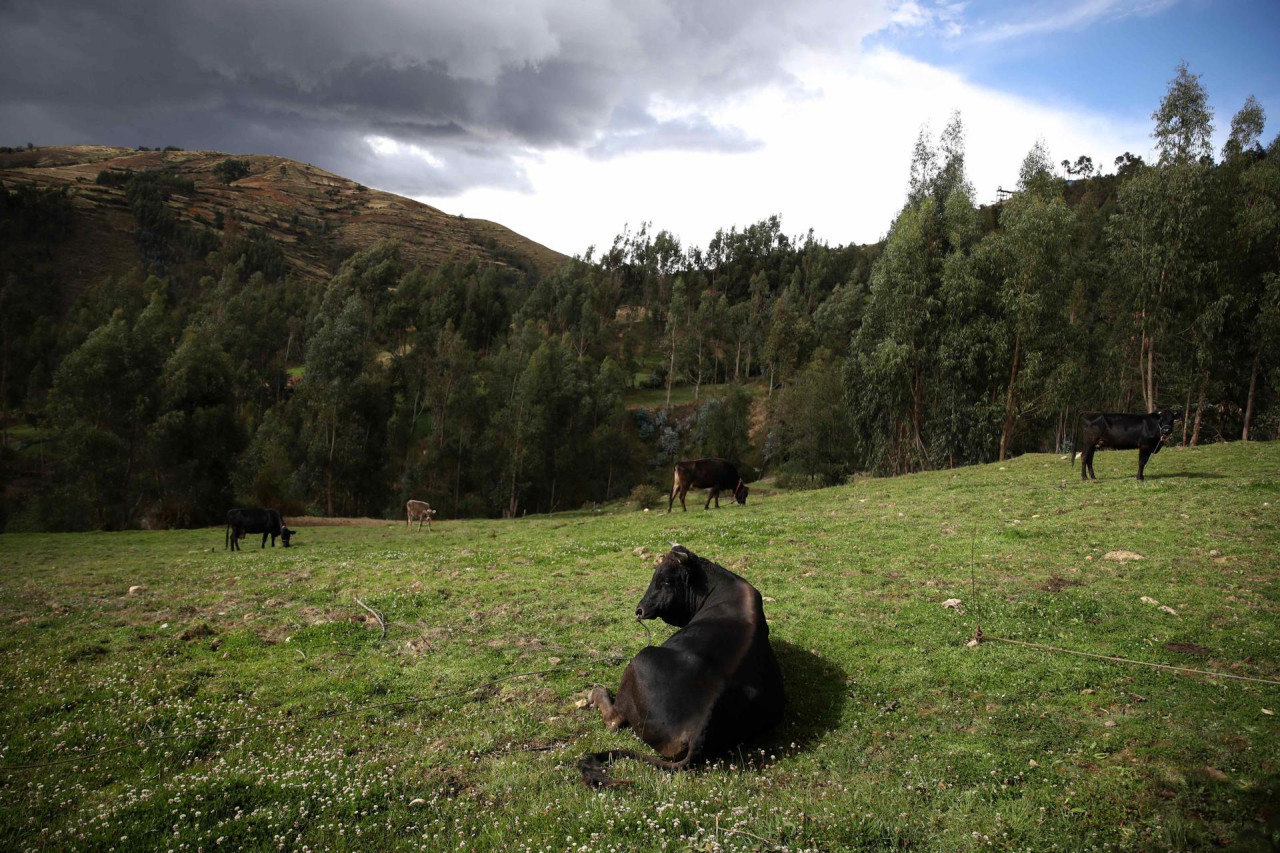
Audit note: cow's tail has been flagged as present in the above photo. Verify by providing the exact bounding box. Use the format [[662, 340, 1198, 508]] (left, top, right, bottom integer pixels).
[[668, 465, 684, 513], [225, 524, 230, 550], [577, 749, 695, 788]]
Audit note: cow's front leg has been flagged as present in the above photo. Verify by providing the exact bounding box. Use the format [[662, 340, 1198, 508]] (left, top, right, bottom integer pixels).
[[1137, 447, 1152, 481]]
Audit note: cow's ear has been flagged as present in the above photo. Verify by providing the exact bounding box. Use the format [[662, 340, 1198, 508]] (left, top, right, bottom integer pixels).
[[670, 543, 695, 563]]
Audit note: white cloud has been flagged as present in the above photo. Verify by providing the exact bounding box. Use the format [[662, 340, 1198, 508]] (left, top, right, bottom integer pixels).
[[417, 47, 1151, 256], [364, 135, 445, 169], [969, 0, 1178, 44]]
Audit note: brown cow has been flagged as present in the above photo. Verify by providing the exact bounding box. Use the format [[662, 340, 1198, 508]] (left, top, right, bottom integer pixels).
[[579, 544, 784, 786], [406, 499, 436, 531], [668, 458, 749, 512]]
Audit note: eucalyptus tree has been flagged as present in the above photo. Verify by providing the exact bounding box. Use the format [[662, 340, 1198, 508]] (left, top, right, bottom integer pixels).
[[45, 283, 174, 528], [298, 288, 387, 516], [1108, 64, 1217, 414], [150, 326, 242, 526], [1229, 113, 1280, 440], [989, 142, 1076, 459], [848, 114, 975, 473]]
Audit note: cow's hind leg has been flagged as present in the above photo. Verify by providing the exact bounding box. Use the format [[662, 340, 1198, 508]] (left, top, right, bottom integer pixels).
[[588, 688, 629, 732], [1082, 445, 1096, 480]]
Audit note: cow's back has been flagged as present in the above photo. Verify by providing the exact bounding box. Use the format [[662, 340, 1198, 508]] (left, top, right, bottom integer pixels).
[[677, 458, 739, 489]]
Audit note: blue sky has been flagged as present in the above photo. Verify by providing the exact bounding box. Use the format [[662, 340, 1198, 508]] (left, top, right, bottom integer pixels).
[[882, 0, 1279, 134], [2, 0, 1277, 255]]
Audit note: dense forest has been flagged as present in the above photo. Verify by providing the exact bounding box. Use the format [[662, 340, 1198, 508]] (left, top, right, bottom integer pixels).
[[1, 65, 1277, 531]]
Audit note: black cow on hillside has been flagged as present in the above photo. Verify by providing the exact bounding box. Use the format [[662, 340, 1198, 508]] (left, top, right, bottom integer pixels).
[[225, 508, 294, 550], [580, 544, 784, 786], [668, 458, 748, 512], [1076, 410, 1182, 481]]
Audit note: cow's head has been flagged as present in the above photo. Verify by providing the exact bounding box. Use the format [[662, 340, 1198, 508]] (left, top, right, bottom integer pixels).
[[1156, 410, 1182, 440], [733, 479, 749, 505], [281, 527, 295, 547], [635, 544, 708, 627]]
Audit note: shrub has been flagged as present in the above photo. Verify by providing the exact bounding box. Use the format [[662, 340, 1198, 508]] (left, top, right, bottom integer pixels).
[[628, 483, 667, 511], [214, 158, 252, 185]]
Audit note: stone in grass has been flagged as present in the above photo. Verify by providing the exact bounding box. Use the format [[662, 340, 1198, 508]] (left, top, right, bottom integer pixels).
[[1103, 550, 1144, 562], [128, 585, 146, 596], [941, 598, 963, 612]]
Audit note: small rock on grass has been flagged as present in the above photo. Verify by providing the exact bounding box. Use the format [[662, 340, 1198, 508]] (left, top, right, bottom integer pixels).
[[1104, 550, 1144, 562]]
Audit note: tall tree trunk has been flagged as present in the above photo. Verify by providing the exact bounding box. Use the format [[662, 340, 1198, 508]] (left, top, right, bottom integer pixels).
[[999, 335, 1021, 461], [1182, 387, 1192, 446], [1243, 352, 1260, 441], [453, 434, 463, 517], [666, 327, 676, 407], [1146, 337, 1156, 413], [694, 346, 703, 400], [911, 365, 927, 470], [1190, 370, 1208, 445]]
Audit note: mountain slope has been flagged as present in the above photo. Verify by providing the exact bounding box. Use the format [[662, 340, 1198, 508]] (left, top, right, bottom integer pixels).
[[0, 145, 567, 294]]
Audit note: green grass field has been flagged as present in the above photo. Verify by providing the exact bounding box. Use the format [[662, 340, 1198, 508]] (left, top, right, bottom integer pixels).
[[1, 443, 1277, 851]]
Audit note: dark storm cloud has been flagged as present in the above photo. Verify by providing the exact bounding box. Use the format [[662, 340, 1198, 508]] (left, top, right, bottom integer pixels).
[[0, 0, 886, 195]]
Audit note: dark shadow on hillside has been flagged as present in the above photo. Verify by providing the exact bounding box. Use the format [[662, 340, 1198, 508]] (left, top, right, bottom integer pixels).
[[1073, 471, 1226, 482], [744, 639, 846, 765], [1143, 471, 1225, 480]]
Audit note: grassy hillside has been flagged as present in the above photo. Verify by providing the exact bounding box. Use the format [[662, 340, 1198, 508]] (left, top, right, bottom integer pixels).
[[0, 145, 568, 297], [1, 442, 1277, 851]]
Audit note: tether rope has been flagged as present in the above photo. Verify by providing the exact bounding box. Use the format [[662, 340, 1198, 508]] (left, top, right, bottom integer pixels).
[[966, 530, 1280, 689], [972, 629, 1280, 687]]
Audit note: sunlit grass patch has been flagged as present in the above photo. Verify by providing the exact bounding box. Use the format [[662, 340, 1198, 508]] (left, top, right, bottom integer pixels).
[[1, 442, 1277, 851]]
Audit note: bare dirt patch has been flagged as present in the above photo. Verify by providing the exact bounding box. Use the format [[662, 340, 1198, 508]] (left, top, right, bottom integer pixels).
[[1164, 642, 1210, 656], [1042, 576, 1083, 592]]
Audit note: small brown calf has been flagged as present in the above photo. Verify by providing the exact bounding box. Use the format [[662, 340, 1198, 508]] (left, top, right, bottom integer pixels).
[[406, 499, 437, 532]]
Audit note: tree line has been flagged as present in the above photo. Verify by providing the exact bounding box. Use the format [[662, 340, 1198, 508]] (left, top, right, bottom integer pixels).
[[0, 64, 1276, 530]]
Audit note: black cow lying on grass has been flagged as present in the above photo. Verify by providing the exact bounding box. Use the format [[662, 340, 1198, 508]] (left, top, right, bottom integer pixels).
[[225, 508, 294, 550], [580, 544, 784, 786], [1076, 410, 1182, 481]]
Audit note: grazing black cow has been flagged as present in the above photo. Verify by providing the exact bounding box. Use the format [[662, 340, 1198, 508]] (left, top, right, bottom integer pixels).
[[406, 499, 436, 532], [580, 544, 785, 786], [225, 508, 294, 550], [668, 458, 749, 512], [1076, 410, 1182, 481]]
